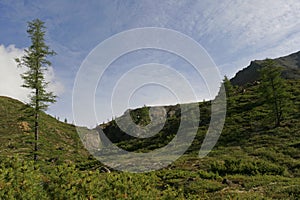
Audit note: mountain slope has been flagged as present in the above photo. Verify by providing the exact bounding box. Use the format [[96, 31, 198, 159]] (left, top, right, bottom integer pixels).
[[231, 51, 300, 86], [98, 51, 300, 177], [97, 77, 300, 198], [0, 96, 90, 164], [102, 50, 300, 143]]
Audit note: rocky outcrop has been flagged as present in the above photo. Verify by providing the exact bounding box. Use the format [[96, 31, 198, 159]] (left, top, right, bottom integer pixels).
[[231, 51, 300, 86]]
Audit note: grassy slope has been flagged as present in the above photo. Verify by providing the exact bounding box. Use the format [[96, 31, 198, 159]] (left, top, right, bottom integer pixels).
[[99, 79, 300, 199], [0, 96, 90, 164], [0, 78, 299, 198]]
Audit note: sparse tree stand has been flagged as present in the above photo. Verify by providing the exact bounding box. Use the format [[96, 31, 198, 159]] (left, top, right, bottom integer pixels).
[[259, 59, 288, 127], [16, 19, 56, 161]]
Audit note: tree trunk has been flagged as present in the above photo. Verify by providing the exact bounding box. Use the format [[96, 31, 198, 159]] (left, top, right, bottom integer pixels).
[[34, 87, 39, 161], [34, 112, 38, 161]]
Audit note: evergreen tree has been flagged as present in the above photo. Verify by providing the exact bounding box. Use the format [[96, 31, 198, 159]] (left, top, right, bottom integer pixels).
[[259, 59, 288, 127], [223, 75, 235, 109], [223, 76, 234, 96], [15, 19, 56, 160]]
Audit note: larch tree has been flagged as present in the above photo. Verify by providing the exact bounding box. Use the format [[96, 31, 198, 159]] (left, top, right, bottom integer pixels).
[[259, 59, 288, 127], [15, 19, 56, 161], [223, 75, 235, 109]]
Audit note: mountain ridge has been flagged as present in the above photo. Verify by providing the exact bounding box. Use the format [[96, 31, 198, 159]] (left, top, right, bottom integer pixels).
[[100, 50, 300, 145], [231, 51, 300, 86]]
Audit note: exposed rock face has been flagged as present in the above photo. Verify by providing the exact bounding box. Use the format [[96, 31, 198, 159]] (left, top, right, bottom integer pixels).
[[231, 51, 300, 86], [78, 128, 102, 153], [231, 61, 262, 86], [98, 104, 181, 143]]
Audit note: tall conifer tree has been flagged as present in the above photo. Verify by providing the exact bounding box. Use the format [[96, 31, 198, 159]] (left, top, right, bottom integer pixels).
[[259, 59, 288, 127], [16, 19, 56, 160]]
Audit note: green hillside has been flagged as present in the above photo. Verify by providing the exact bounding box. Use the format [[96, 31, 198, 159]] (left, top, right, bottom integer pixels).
[[102, 79, 300, 168], [0, 96, 90, 164], [96, 58, 300, 198], [0, 53, 300, 198]]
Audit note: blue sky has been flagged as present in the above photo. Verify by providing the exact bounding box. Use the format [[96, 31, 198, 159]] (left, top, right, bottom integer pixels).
[[1, 0, 300, 127]]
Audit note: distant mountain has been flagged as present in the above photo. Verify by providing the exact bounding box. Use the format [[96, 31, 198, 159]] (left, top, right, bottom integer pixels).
[[231, 51, 300, 86], [99, 51, 300, 152]]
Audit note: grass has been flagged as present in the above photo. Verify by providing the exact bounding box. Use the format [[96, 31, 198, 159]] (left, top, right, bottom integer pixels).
[[0, 96, 92, 165]]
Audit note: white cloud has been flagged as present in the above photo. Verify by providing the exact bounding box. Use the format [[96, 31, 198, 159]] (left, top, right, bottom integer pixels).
[[0, 44, 29, 102], [0, 44, 64, 103]]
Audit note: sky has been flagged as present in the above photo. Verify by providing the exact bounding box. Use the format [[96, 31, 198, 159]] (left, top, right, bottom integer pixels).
[[0, 0, 300, 127]]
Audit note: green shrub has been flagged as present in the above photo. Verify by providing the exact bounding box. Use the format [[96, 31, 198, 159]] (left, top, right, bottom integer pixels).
[[0, 157, 47, 199], [211, 158, 285, 176]]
